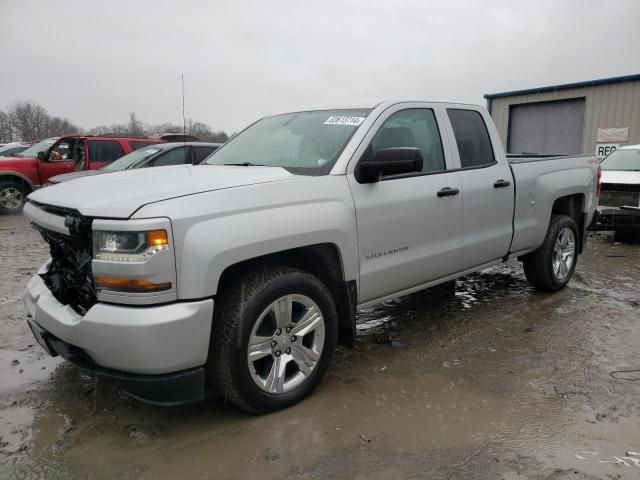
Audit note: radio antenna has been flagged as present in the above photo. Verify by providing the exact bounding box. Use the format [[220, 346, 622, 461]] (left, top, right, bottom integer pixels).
[[181, 74, 186, 138]]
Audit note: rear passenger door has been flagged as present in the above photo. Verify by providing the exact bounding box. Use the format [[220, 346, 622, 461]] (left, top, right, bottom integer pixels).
[[445, 107, 514, 268], [87, 140, 125, 170], [347, 104, 464, 304]]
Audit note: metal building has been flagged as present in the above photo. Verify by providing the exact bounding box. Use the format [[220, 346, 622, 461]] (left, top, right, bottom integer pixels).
[[484, 74, 640, 159]]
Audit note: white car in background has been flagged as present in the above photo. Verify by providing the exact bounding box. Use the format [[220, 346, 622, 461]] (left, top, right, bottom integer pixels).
[[593, 144, 640, 242]]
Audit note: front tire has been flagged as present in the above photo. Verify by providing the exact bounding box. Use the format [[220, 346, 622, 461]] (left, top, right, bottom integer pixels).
[[209, 266, 338, 414], [0, 180, 27, 215], [522, 214, 579, 291]]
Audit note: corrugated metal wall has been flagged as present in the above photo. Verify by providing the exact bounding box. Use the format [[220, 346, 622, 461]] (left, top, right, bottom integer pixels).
[[489, 79, 640, 155]]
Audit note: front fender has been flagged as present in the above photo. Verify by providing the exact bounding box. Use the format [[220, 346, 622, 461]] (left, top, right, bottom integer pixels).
[[134, 176, 359, 299]]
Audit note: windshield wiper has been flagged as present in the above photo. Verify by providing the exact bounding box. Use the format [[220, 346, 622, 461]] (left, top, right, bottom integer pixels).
[[222, 162, 266, 167]]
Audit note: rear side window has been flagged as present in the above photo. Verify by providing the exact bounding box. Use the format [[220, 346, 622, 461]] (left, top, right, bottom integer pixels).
[[447, 109, 495, 168], [151, 146, 188, 167], [129, 140, 161, 151], [193, 146, 218, 164], [89, 140, 125, 163]]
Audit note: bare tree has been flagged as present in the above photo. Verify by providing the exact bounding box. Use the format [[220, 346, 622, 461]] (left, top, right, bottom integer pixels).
[[87, 123, 129, 136], [1, 101, 229, 142], [147, 122, 183, 136], [127, 112, 145, 137], [0, 110, 13, 142], [9, 101, 50, 141], [47, 116, 82, 137], [186, 120, 229, 142]]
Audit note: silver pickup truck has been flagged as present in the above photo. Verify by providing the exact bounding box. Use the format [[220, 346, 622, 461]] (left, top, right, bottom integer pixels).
[[22, 100, 599, 413]]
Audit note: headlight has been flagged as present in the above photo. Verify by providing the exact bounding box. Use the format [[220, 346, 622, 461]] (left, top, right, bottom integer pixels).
[[91, 219, 176, 303], [93, 230, 168, 262], [93, 230, 171, 293]]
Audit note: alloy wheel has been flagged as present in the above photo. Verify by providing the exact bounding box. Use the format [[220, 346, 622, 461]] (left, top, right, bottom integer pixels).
[[0, 186, 23, 210], [552, 226, 575, 280], [247, 294, 325, 394]]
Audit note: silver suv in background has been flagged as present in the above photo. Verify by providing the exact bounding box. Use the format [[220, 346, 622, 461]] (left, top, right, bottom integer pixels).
[[46, 142, 222, 185], [0, 142, 30, 157], [23, 100, 598, 413]]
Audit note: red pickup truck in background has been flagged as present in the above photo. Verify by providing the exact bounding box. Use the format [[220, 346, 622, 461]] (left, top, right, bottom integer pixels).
[[0, 135, 161, 214]]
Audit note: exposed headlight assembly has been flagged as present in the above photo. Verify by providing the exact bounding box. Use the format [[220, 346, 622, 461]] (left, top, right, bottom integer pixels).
[[91, 221, 176, 300], [93, 230, 169, 262]]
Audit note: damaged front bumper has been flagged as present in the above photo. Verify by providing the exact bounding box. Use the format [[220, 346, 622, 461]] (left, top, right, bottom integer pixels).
[[23, 263, 215, 405]]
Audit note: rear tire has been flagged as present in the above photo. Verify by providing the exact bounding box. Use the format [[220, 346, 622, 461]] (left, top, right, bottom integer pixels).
[[208, 266, 338, 414], [522, 214, 579, 291], [0, 180, 27, 215]]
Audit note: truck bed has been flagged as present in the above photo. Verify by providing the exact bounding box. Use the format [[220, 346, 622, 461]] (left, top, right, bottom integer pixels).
[[508, 154, 599, 255]]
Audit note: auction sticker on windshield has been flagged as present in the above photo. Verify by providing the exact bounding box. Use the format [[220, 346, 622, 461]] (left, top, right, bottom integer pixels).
[[324, 116, 365, 126]]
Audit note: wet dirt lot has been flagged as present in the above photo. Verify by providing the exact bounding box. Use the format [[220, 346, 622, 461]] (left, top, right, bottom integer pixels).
[[1, 213, 639, 480]]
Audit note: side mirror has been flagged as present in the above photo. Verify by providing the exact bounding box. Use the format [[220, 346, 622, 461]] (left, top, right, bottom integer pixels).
[[356, 147, 423, 183], [37, 151, 47, 162]]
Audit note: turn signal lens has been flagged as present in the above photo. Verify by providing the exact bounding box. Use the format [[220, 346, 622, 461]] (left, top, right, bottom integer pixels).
[[95, 276, 172, 293], [147, 230, 168, 247]]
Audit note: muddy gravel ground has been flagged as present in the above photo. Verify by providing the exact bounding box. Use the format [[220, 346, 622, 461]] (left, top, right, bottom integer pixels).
[[1, 213, 639, 480]]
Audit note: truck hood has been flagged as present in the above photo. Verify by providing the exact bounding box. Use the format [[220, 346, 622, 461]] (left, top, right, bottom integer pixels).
[[28, 164, 298, 218], [601, 170, 640, 185]]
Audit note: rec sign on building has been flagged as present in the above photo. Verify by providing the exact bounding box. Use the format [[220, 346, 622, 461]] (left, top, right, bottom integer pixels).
[[596, 143, 618, 159]]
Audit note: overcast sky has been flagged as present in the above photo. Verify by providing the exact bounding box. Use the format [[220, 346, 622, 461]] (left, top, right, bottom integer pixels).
[[1, 0, 639, 133]]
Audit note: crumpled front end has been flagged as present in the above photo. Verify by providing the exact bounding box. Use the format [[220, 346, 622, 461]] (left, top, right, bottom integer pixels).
[[22, 200, 215, 405]]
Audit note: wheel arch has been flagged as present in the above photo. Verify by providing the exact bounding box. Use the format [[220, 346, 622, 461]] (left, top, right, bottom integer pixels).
[[217, 243, 357, 347], [551, 193, 586, 253], [0, 172, 36, 192]]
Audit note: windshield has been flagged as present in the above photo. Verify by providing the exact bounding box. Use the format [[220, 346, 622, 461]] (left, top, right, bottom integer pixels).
[[601, 149, 640, 171], [16, 138, 58, 158], [205, 109, 370, 175], [102, 147, 161, 172]]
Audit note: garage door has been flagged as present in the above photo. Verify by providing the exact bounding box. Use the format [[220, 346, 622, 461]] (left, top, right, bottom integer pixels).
[[507, 98, 585, 155]]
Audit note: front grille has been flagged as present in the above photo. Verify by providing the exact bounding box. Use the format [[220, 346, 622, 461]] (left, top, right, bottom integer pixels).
[[36, 211, 97, 315]]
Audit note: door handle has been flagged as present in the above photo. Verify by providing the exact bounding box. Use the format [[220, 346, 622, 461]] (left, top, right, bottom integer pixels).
[[437, 187, 460, 197], [493, 179, 511, 188]]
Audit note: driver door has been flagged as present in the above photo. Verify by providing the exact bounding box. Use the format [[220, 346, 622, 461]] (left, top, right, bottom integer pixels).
[[37, 138, 78, 184], [347, 104, 464, 304]]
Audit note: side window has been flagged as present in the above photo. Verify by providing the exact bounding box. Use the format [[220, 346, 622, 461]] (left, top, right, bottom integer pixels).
[[49, 139, 75, 161], [370, 109, 445, 173], [151, 147, 187, 167], [193, 146, 217, 164], [89, 140, 125, 163], [447, 109, 495, 168]]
